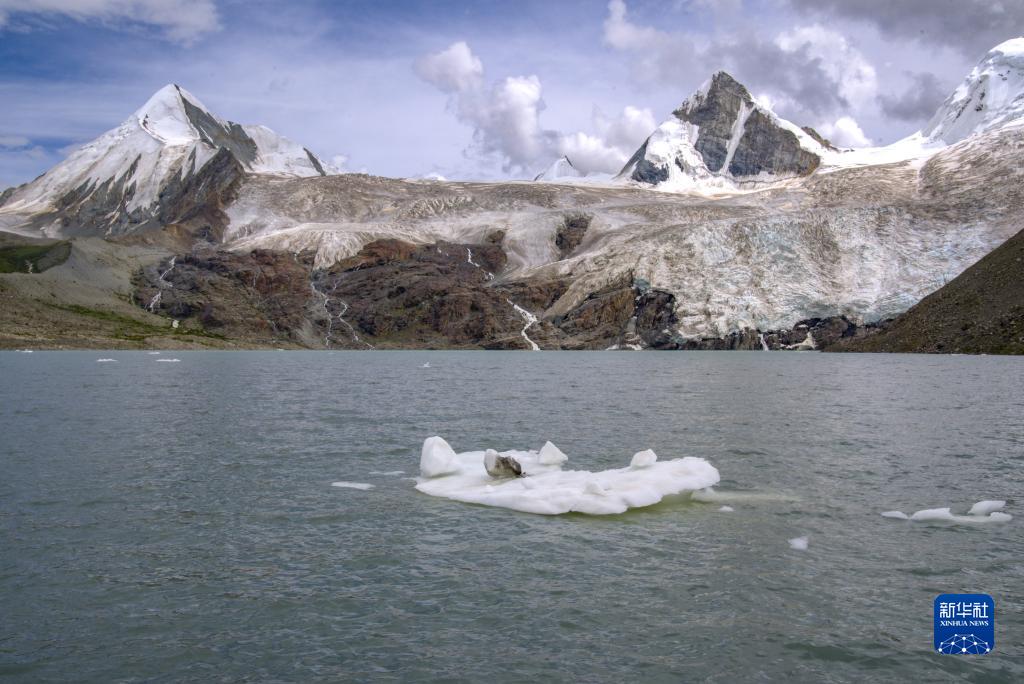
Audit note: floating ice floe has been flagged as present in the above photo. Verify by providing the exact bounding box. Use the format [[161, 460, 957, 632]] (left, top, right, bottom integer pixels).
[[788, 536, 809, 550], [96, 358, 118, 363], [331, 481, 374, 491], [155, 358, 181, 363], [718, 505, 734, 512], [414, 436, 720, 515], [881, 500, 1012, 524], [368, 470, 405, 476], [147, 351, 161, 355]]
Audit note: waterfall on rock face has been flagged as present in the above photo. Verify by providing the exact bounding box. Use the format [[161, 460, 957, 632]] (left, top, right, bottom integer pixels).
[[506, 299, 540, 351], [310, 274, 372, 349], [147, 256, 177, 312]]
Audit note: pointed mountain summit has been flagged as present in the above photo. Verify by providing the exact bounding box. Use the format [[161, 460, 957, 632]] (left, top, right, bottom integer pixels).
[[0, 84, 333, 238], [923, 37, 1024, 144], [619, 71, 824, 191]]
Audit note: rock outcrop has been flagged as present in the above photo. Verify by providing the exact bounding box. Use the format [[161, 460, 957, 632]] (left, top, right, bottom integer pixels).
[[484, 449, 524, 478], [554, 213, 590, 259], [132, 248, 320, 346]]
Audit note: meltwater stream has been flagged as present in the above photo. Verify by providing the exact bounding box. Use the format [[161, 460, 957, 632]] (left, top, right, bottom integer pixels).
[[1, 351, 1022, 682]]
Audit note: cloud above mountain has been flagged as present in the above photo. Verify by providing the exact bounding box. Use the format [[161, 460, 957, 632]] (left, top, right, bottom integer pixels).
[[413, 41, 483, 94], [414, 41, 654, 176], [789, 0, 1024, 57], [0, 0, 220, 43], [878, 72, 948, 122]]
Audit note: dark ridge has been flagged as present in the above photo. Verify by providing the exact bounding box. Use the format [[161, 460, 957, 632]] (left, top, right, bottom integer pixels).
[[305, 149, 327, 176]]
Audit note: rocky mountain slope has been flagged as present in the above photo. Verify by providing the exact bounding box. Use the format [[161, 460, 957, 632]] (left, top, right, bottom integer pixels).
[[2, 39, 1023, 351], [617, 71, 826, 191], [831, 227, 1024, 354]]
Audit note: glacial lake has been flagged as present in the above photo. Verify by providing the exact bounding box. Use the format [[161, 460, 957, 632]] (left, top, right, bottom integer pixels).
[[1, 351, 1022, 682]]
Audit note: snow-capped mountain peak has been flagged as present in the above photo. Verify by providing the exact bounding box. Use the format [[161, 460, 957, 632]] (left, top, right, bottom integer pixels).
[[0, 84, 333, 237], [619, 71, 825, 192], [923, 36, 1024, 144], [134, 84, 209, 145]]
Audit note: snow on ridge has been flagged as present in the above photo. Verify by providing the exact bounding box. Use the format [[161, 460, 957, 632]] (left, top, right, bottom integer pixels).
[[923, 35, 1024, 144], [134, 84, 209, 146], [243, 124, 333, 177]]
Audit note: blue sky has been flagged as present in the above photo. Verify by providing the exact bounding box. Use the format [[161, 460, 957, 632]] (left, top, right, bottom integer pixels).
[[1, 0, 1020, 187]]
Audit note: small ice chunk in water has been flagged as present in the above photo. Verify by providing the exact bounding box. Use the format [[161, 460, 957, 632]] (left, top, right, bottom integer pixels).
[[909, 506, 1012, 524], [881, 510, 909, 519], [630, 449, 657, 468], [910, 507, 954, 521], [420, 436, 459, 477], [968, 500, 1006, 516], [537, 441, 568, 465], [788, 536, 809, 550], [331, 481, 374, 490], [718, 505, 734, 512], [155, 358, 180, 363], [96, 358, 118, 363]]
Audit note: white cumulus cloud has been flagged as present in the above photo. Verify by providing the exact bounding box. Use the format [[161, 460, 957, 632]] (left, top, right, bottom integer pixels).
[[416, 41, 655, 176], [817, 116, 871, 148], [774, 25, 878, 109], [413, 41, 483, 94], [559, 105, 656, 174], [461, 75, 556, 170], [603, 0, 670, 52]]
